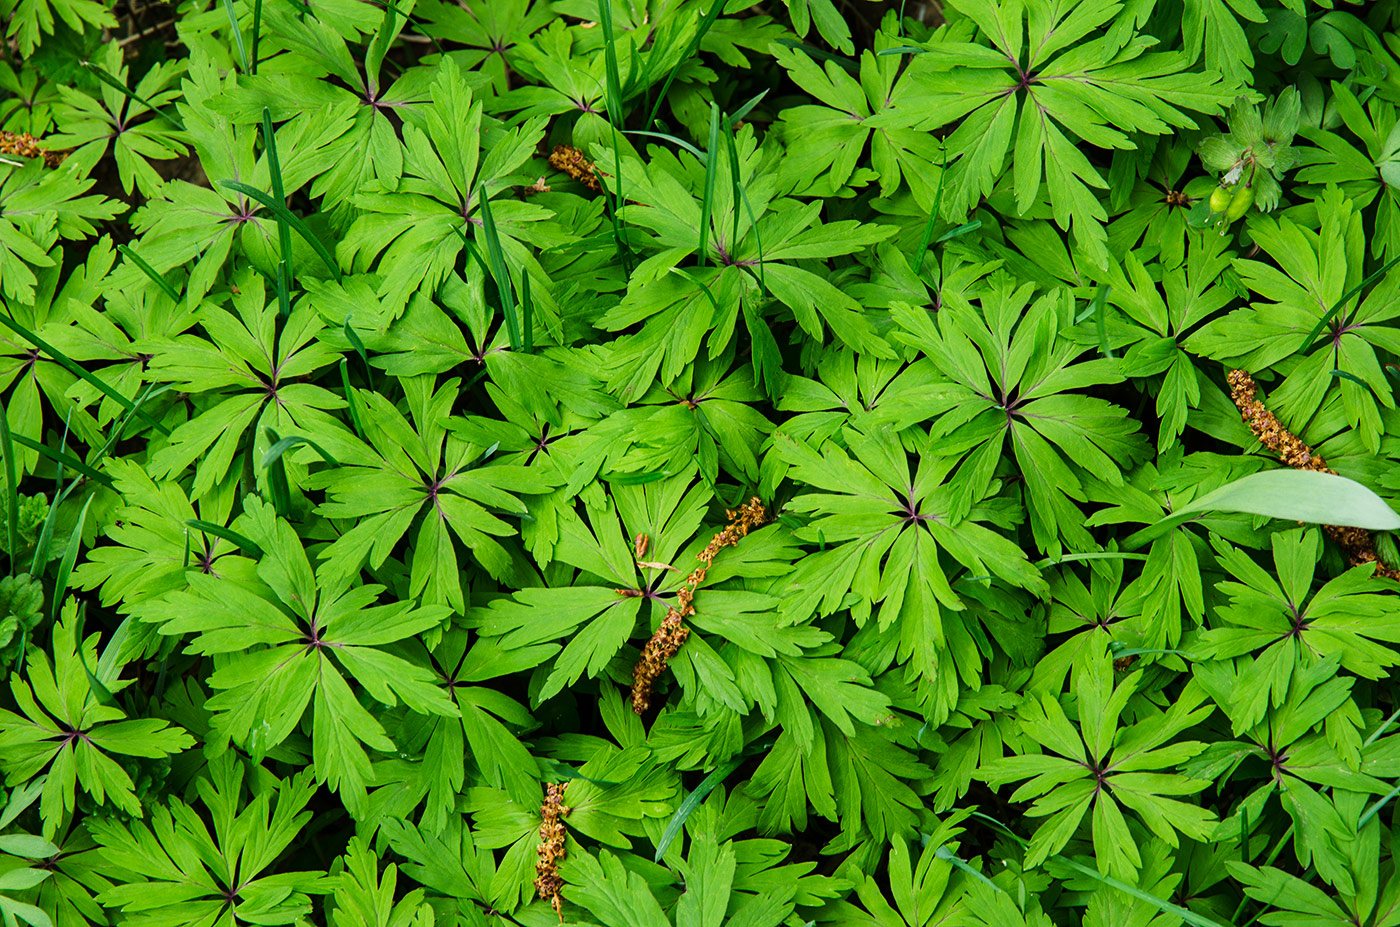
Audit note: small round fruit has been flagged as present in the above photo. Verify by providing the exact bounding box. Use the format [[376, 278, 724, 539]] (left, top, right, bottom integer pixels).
[[1209, 185, 1232, 213], [1225, 184, 1255, 221]]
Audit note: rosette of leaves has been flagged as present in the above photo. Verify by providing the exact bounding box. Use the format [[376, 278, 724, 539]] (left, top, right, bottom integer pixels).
[[980, 643, 1217, 880], [1197, 529, 1400, 735], [1190, 656, 1396, 897], [1186, 187, 1400, 453], [1294, 81, 1400, 260], [136, 498, 457, 812], [0, 604, 194, 835], [593, 132, 895, 397], [87, 753, 327, 927], [336, 56, 555, 319], [890, 279, 1151, 554], [465, 473, 805, 710], [0, 239, 114, 476], [773, 423, 1045, 719], [143, 268, 345, 501], [45, 44, 187, 198], [306, 374, 555, 613], [901, 0, 1237, 265]]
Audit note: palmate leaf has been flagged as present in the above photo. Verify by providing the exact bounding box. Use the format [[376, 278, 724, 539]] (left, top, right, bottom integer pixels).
[[88, 752, 326, 927], [307, 374, 555, 613], [980, 643, 1216, 880], [592, 134, 895, 395], [46, 44, 187, 198], [337, 55, 553, 318], [773, 26, 945, 205], [774, 424, 1045, 719], [891, 281, 1151, 554], [384, 626, 549, 828], [465, 474, 803, 706], [1185, 188, 1400, 453], [1199, 529, 1400, 732], [902, 0, 1236, 265], [136, 498, 456, 813], [0, 603, 194, 835], [145, 268, 345, 500], [0, 152, 123, 306]]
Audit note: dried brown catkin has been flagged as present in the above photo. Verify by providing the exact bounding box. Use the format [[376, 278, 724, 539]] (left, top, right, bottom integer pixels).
[[630, 497, 768, 714], [534, 781, 570, 920], [1228, 369, 1400, 580]]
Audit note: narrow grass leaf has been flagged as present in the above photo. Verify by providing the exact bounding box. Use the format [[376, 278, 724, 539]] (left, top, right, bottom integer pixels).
[[0, 408, 17, 569], [476, 187, 522, 351], [187, 520, 264, 558], [654, 756, 745, 862], [1301, 252, 1400, 354], [643, 0, 725, 129], [699, 103, 722, 265], [218, 180, 342, 280], [117, 245, 181, 303], [51, 495, 94, 623], [222, 0, 250, 70], [0, 313, 171, 436]]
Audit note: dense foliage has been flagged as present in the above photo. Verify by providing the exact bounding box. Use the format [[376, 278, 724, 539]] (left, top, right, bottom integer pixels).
[[4, 0, 1400, 924]]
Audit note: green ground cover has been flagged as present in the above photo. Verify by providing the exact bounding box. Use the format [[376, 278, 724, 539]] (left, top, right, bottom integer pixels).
[[3, 0, 1400, 925]]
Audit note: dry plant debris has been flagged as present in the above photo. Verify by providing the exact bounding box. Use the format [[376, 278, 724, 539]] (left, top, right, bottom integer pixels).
[[1228, 369, 1400, 580], [0, 131, 68, 168], [630, 497, 769, 714], [534, 780, 571, 920]]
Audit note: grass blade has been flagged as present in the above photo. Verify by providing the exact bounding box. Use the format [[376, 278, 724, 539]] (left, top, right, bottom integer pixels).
[[186, 519, 264, 558], [913, 147, 949, 272], [699, 103, 722, 265], [7, 435, 114, 488], [1301, 252, 1400, 354], [624, 129, 706, 159], [80, 62, 185, 131], [261, 108, 294, 317], [521, 272, 533, 354], [969, 812, 1228, 927], [222, 0, 250, 70], [1359, 783, 1400, 829], [933, 846, 1004, 894], [0, 408, 18, 571], [344, 316, 373, 388], [476, 187, 523, 351], [263, 431, 340, 469], [642, 0, 726, 130], [117, 245, 182, 303], [250, 0, 264, 73], [263, 428, 294, 515], [654, 756, 745, 862], [218, 180, 342, 280], [339, 359, 367, 440], [0, 312, 171, 436], [51, 495, 93, 623], [597, 0, 634, 273]]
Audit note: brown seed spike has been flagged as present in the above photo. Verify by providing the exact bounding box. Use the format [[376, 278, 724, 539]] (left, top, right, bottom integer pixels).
[[535, 781, 571, 921], [548, 145, 602, 192], [629, 498, 770, 713], [0, 131, 68, 168], [1228, 369, 1400, 581]]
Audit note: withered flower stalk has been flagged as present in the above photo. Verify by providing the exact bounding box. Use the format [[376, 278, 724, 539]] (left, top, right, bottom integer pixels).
[[0, 131, 68, 168], [548, 144, 602, 192], [534, 781, 570, 921], [1228, 370, 1399, 580], [630, 497, 769, 713]]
